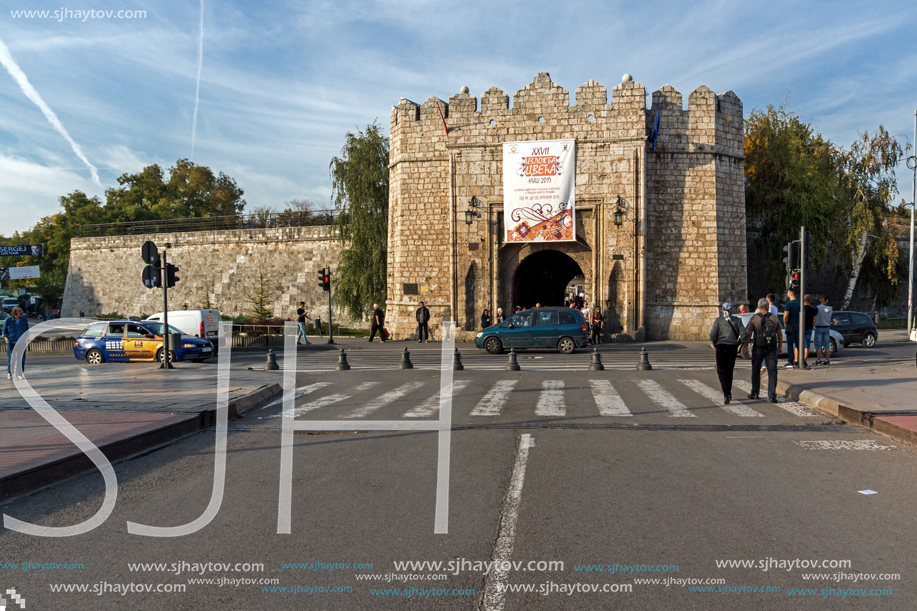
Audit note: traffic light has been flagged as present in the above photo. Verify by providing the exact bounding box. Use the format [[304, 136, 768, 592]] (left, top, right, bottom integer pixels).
[[789, 271, 800, 292], [318, 268, 331, 291], [142, 264, 161, 288], [165, 263, 180, 288], [782, 240, 799, 272], [801, 230, 814, 270]]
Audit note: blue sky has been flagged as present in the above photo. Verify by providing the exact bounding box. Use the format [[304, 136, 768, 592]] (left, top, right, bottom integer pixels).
[[1, 0, 916, 236]]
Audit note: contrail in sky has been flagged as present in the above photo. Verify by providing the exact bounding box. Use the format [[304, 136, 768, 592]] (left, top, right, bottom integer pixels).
[[0, 35, 102, 187], [190, 0, 204, 160]]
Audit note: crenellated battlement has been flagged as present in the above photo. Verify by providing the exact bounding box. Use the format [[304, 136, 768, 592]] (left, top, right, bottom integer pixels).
[[390, 73, 743, 159]]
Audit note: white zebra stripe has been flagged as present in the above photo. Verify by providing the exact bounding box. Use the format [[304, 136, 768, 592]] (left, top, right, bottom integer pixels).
[[678, 379, 764, 417], [535, 380, 565, 417], [588, 380, 632, 416], [470, 380, 519, 416], [732, 380, 820, 417], [635, 379, 695, 417], [404, 380, 471, 418], [343, 381, 426, 418], [269, 381, 378, 419]]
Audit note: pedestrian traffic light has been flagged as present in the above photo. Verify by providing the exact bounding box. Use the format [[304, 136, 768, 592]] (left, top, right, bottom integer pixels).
[[789, 271, 800, 292], [165, 263, 180, 288], [142, 264, 161, 288], [783, 240, 799, 272]]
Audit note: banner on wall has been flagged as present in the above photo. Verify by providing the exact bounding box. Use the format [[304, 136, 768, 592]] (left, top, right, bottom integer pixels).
[[502, 139, 576, 242]]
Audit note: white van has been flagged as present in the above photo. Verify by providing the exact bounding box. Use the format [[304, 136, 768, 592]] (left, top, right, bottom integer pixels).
[[146, 309, 222, 351]]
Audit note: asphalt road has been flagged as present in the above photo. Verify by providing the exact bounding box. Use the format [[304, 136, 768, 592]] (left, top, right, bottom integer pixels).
[[3, 345, 917, 610]]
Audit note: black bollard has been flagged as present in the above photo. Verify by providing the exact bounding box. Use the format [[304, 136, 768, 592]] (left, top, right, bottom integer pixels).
[[264, 348, 280, 370], [335, 348, 351, 371], [399, 347, 414, 370], [636, 347, 652, 371], [453, 348, 464, 371], [505, 348, 521, 372], [588, 348, 605, 371]]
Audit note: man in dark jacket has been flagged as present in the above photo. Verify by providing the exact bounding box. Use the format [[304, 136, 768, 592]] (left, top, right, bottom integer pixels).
[[709, 302, 746, 404], [369, 303, 386, 342], [3, 306, 29, 379], [416, 301, 431, 343], [742, 298, 784, 403]]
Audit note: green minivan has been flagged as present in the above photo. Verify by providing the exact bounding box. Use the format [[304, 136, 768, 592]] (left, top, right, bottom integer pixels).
[[474, 308, 590, 354]]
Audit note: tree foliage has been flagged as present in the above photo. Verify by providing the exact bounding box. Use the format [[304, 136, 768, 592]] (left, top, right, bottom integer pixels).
[[745, 104, 904, 306], [329, 123, 390, 319], [1, 160, 245, 306]]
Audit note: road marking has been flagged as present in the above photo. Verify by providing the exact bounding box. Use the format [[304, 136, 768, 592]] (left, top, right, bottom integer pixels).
[[588, 380, 632, 416], [679, 379, 764, 417], [535, 380, 565, 416], [732, 381, 821, 417], [470, 380, 519, 416], [259, 382, 330, 410], [482, 434, 533, 611], [404, 380, 470, 418], [267, 382, 378, 419], [343, 382, 426, 418], [795, 440, 893, 451], [635, 379, 695, 417]]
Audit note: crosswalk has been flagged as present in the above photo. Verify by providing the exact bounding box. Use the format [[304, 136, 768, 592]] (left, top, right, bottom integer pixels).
[[259, 376, 823, 422]]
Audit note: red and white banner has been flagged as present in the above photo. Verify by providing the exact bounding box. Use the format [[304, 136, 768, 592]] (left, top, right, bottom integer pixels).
[[502, 139, 576, 242]]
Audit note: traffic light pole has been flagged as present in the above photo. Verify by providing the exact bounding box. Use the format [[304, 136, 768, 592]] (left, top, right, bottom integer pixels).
[[327, 278, 335, 345], [798, 225, 805, 370], [160, 250, 173, 369]]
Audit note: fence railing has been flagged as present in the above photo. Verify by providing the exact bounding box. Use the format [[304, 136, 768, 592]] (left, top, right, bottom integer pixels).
[[78, 210, 338, 237]]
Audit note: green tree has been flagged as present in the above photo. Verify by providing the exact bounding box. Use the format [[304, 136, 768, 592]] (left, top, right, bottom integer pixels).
[[329, 123, 390, 319], [745, 104, 904, 307]]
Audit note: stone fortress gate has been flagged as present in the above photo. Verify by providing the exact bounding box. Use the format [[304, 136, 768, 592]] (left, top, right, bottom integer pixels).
[[385, 73, 747, 342]]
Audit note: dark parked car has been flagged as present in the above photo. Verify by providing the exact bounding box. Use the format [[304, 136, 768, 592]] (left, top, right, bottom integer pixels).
[[474, 308, 589, 354], [830, 311, 878, 347]]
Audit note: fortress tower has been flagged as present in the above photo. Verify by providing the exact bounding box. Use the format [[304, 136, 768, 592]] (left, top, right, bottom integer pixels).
[[386, 73, 746, 341]]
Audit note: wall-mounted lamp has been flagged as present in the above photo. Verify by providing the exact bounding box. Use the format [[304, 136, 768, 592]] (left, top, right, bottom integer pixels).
[[613, 196, 625, 226], [465, 196, 482, 225], [464, 209, 474, 225]]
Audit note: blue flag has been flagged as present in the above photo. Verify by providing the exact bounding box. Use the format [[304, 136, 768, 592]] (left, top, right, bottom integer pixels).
[[651, 109, 660, 151]]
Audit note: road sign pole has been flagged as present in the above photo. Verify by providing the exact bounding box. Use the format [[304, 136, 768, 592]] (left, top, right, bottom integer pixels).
[[160, 250, 173, 369]]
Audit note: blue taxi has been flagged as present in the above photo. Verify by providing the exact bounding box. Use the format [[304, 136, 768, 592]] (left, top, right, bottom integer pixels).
[[73, 320, 214, 364]]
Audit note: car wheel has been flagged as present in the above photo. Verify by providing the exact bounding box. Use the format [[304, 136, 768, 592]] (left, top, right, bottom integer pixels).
[[862, 333, 877, 348], [86, 349, 105, 365], [156, 348, 175, 363], [830, 338, 838, 355], [557, 337, 576, 354], [484, 337, 503, 355]]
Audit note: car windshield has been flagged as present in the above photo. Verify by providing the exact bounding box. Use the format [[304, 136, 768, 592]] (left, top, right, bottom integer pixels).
[[143, 322, 184, 336]]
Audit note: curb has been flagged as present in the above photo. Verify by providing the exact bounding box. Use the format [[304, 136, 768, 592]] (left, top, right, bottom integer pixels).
[[0, 383, 283, 502], [776, 378, 917, 447]]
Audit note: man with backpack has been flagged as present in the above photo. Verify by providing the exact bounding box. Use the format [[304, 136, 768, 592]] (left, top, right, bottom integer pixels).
[[742, 298, 784, 403], [709, 302, 746, 404]]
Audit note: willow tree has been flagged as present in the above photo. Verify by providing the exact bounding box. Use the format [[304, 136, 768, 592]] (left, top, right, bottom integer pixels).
[[329, 123, 390, 319]]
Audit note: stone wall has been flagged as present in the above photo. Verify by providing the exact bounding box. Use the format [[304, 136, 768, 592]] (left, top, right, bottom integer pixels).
[[388, 73, 746, 341], [62, 226, 357, 326]]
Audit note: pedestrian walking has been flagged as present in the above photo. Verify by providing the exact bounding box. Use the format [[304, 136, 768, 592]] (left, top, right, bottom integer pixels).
[[3, 307, 29, 380], [782, 288, 800, 368], [709, 302, 746, 404], [495, 307, 504, 325], [295, 301, 312, 345], [814, 295, 833, 365], [369, 303, 386, 342], [742, 298, 783, 403], [481, 309, 492, 329], [591, 307, 604, 344], [416, 301, 431, 342]]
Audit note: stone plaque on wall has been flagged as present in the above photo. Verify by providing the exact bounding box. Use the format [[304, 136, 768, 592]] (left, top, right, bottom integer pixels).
[[403, 283, 419, 295]]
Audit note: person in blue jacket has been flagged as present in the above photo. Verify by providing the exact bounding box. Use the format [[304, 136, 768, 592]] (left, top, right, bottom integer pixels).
[[3, 306, 29, 379]]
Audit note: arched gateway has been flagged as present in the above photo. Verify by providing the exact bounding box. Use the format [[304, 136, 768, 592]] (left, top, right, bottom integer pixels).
[[384, 73, 747, 341]]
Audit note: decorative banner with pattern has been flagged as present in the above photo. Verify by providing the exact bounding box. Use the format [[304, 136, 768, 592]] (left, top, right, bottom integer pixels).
[[502, 139, 576, 242]]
